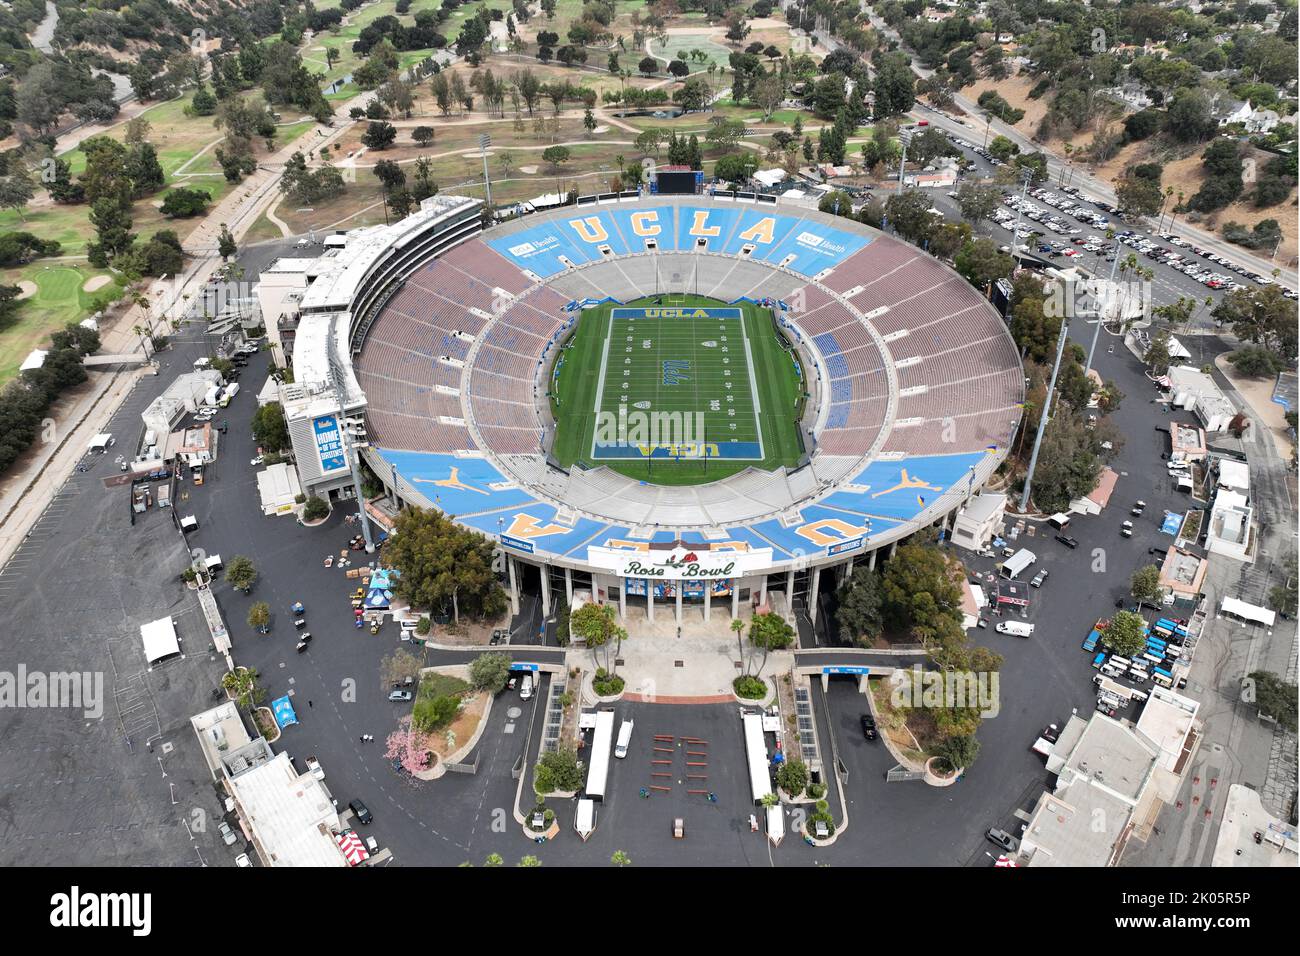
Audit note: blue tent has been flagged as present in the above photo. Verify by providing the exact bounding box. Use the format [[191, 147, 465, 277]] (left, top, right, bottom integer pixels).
[[272, 695, 298, 729], [1160, 512, 1183, 536]]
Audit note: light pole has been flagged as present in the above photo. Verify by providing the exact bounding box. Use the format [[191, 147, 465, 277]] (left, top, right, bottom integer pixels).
[[480, 133, 493, 207], [1020, 316, 1070, 514], [1084, 236, 1123, 376]]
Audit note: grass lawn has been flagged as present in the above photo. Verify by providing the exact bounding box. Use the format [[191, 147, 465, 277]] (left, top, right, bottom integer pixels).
[[549, 294, 803, 484], [419, 672, 471, 700], [0, 263, 126, 383]]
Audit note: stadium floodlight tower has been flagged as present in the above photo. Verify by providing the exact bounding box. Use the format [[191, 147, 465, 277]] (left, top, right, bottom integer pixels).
[[1019, 312, 1070, 515], [326, 319, 375, 553], [480, 133, 493, 208]]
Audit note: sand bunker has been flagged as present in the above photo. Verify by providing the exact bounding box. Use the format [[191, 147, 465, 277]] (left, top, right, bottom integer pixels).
[[83, 275, 113, 293], [17, 280, 38, 300]]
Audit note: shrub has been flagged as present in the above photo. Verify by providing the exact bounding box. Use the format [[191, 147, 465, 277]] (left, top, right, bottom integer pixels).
[[534, 746, 584, 794], [593, 673, 625, 696], [776, 758, 809, 796], [413, 693, 460, 731], [302, 496, 330, 521], [416, 616, 432, 635], [733, 675, 767, 699]]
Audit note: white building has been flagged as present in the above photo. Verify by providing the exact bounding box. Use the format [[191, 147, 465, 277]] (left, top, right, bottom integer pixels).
[[1167, 365, 1236, 433], [141, 370, 225, 438], [951, 493, 1006, 551], [191, 702, 349, 867], [1206, 488, 1253, 561], [1023, 713, 1161, 867], [270, 195, 483, 503]]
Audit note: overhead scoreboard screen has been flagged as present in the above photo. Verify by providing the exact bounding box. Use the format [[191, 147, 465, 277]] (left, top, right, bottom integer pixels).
[[590, 305, 764, 461], [653, 169, 703, 195]]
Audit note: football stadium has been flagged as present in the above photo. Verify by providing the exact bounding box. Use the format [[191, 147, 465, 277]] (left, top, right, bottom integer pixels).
[[270, 192, 1024, 623]]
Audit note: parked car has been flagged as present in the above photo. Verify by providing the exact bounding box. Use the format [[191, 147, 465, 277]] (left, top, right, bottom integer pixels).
[[388, 689, 413, 702], [250, 456, 264, 466], [860, 714, 878, 740], [986, 827, 1019, 852], [1030, 570, 1048, 588], [1120, 521, 1134, 537], [1055, 534, 1079, 549], [234, 853, 252, 867], [349, 799, 373, 825], [218, 821, 238, 846], [1131, 500, 1146, 516]]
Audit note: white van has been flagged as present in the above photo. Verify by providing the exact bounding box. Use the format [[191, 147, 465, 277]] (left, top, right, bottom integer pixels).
[[995, 620, 1035, 637], [180, 515, 199, 533], [1048, 513, 1070, 530], [614, 719, 634, 759], [519, 674, 533, 700]]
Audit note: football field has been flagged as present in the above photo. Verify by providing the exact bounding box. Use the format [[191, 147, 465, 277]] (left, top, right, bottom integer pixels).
[[550, 295, 804, 484]]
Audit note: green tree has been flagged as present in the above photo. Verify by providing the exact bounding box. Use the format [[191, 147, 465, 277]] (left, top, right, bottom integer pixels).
[[303, 496, 330, 521], [1130, 565, 1163, 605], [954, 238, 1013, 290], [955, 182, 1002, 226], [880, 544, 963, 638], [469, 652, 512, 693], [247, 602, 271, 633], [535, 746, 584, 794], [836, 566, 883, 647], [571, 602, 627, 675], [748, 611, 794, 677], [541, 145, 571, 171], [1246, 671, 1298, 733], [934, 734, 979, 773], [386, 507, 508, 623], [1101, 610, 1147, 657], [226, 555, 258, 593], [250, 401, 290, 452], [884, 189, 939, 245], [776, 758, 809, 796], [610, 849, 632, 867], [218, 223, 237, 261]]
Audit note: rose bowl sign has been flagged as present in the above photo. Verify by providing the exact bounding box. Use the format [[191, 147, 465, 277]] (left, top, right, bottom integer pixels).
[[587, 545, 773, 580]]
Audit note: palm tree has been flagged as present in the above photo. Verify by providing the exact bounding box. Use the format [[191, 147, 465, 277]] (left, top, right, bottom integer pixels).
[[611, 850, 632, 867], [730, 618, 746, 672]]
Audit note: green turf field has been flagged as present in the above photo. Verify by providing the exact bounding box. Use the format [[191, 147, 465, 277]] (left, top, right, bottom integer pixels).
[[549, 295, 805, 484]]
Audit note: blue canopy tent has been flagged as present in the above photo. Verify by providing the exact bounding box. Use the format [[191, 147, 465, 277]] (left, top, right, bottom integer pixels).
[[1160, 512, 1183, 536]]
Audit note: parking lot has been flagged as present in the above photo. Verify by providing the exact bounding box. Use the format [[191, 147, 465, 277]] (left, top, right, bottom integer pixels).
[[942, 131, 1297, 311]]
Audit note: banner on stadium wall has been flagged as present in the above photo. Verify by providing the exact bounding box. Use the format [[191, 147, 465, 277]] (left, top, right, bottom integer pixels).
[[313, 416, 347, 473], [588, 544, 772, 580], [624, 578, 732, 599]]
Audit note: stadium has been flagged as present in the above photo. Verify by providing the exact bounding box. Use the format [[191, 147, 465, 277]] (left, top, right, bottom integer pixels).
[[268, 191, 1025, 625]]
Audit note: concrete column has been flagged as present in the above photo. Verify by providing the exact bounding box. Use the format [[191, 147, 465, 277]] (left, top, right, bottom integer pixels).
[[565, 566, 573, 604], [786, 568, 794, 605], [646, 579, 654, 622], [809, 566, 821, 624], [704, 585, 711, 623], [619, 580, 626, 620], [841, 556, 854, 583], [868, 548, 877, 571], [888, 540, 897, 559], [759, 575, 768, 607], [540, 566, 551, 617], [675, 587, 683, 627], [507, 555, 520, 616], [731, 584, 739, 619]]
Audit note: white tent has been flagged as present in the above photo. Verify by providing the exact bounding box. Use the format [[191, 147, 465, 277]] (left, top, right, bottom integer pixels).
[[140, 617, 181, 664], [1220, 597, 1276, 627]]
